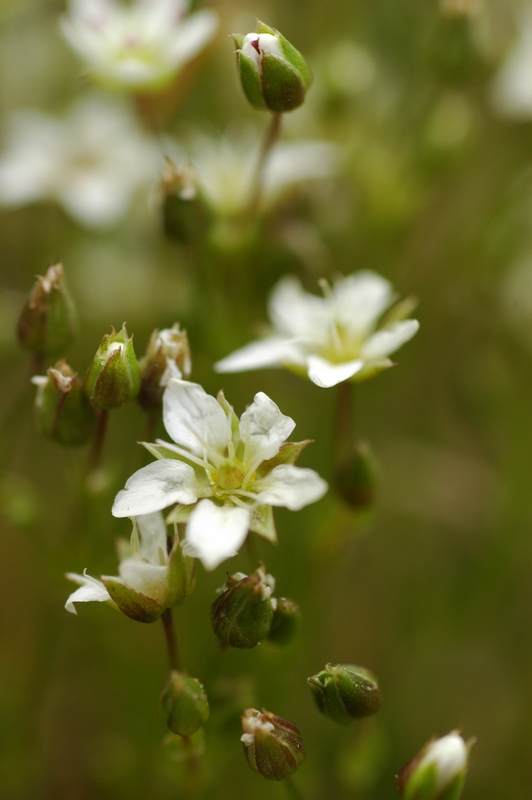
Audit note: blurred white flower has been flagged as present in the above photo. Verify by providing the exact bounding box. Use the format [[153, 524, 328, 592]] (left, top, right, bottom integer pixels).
[[215, 271, 419, 388], [170, 129, 339, 218], [61, 0, 218, 92], [397, 731, 470, 799], [491, 9, 532, 118], [112, 380, 327, 570], [0, 96, 160, 227]]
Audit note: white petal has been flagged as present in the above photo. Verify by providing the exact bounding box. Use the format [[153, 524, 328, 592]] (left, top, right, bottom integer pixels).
[[117, 558, 169, 603], [491, 10, 532, 118], [362, 319, 419, 360], [214, 336, 304, 373], [112, 459, 199, 517], [136, 511, 168, 564], [255, 464, 328, 510], [65, 572, 110, 614], [183, 499, 250, 571], [268, 275, 330, 340], [162, 379, 230, 459], [332, 271, 393, 338], [263, 142, 338, 201], [165, 11, 219, 68], [306, 354, 364, 388], [239, 392, 295, 464]]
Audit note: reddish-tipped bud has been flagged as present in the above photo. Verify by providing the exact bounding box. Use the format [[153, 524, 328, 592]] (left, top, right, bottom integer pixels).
[[17, 262, 78, 356], [241, 708, 306, 780]]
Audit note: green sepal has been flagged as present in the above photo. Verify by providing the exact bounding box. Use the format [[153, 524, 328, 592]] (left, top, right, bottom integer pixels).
[[237, 52, 267, 110], [101, 577, 165, 623], [211, 568, 275, 649], [249, 504, 277, 542], [160, 671, 210, 737], [277, 31, 313, 89], [255, 20, 276, 35], [267, 598, 300, 646], [232, 32, 245, 49], [261, 52, 306, 113], [257, 440, 312, 476], [166, 539, 193, 608]]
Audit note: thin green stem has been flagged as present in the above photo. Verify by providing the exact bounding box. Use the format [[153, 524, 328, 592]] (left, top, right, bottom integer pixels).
[[284, 777, 306, 800], [249, 112, 283, 215], [161, 608, 182, 672], [85, 407, 109, 477], [335, 380, 354, 469]]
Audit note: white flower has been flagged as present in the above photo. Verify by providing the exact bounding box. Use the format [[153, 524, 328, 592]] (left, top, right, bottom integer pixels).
[[398, 731, 470, 799], [61, 0, 218, 91], [65, 512, 188, 620], [168, 129, 338, 218], [112, 380, 328, 570], [491, 9, 532, 118], [215, 271, 419, 388], [417, 733, 468, 792], [0, 96, 160, 227]]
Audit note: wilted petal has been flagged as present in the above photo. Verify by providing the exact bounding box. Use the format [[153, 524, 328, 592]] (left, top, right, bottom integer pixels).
[[362, 319, 420, 360], [163, 379, 230, 458], [65, 572, 111, 614], [183, 499, 250, 571], [255, 464, 328, 510], [307, 355, 364, 388], [239, 392, 295, 465], [215, 336, 304, 373], [112, 459, 199, 517]]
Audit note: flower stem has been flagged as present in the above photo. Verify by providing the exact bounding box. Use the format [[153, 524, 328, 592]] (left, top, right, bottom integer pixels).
[[284, 777, 305, 800], [335, 381, 354, 470], [249, 112, 282, 215], [86, 407, 109, 477], [161, 608, 182, 672]]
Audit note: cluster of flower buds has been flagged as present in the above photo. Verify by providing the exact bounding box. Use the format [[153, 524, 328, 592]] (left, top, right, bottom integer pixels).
[[397, 732, 471, 800], [307, 663, 381, 724], [160, 671, 210, 738], [17, 263, 78, 358], [233, 21, 313, 114], [241, 708, 306, 781], [211, 566, 300, 649]]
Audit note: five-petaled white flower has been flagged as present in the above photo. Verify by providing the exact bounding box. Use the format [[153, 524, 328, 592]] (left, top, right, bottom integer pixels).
[[0, 95, 160, 227], [61, 0, 218, 92], [65, 512, 189, 621], [215, 271, 419, 388], [112, 380, 328, 570]]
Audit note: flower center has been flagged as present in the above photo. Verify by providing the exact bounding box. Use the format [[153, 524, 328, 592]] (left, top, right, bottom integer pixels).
[[215, 460, 246, 491]]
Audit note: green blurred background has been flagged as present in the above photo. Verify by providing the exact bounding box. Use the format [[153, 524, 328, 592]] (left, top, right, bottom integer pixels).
[[1, 0, 532, 798]]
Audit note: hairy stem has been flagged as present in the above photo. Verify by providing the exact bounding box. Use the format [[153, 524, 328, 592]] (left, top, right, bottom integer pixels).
[[249, 112, 282, 214]]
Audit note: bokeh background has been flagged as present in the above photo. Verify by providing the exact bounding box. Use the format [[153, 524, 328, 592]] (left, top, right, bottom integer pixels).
[[1, 0, 531, 798]]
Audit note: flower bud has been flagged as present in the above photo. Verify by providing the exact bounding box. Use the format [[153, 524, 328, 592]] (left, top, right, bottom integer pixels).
[[160, 671, 210, 738], [241, 708, 306, 781], [233, 21, 313, 113], [17, 262, 78, 357], [211, 566, 275, 649], [307, 663, 381, 724], [85, 325, 140, 410], [267, 598, 300, 646], [335, 440, 379, 510], [397, 732, 471, 800], [161, 158, 211, 244], [138, 324, 191, 412], [32, 360, 96, 446]]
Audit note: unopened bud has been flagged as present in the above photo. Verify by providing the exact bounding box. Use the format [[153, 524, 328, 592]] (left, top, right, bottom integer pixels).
[[336, 440, 379, 510], [307, 663, 381, 724], [211, 566, 275, 649], [138, 324, 191, 411], [267, 598, 300, 646], [241, 708, 306, 781], [85, 324, 140, 410], [160, 671, 210, 737], [17, 262, 78, 356], [32, 360, 95, 445], [397, 732, 471, 800], [233, 21, 313, 113], [161, 158, 211, 244]]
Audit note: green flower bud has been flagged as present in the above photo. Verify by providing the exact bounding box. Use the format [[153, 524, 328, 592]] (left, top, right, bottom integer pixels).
[[138, 323, 191, 412], [32, 360, 96, 446], [161, 158, 211, 244], [397, 732, 471, 800], [17, 262, 78, 357], [211, 566, 275, 649], [267, 598, 300, 646], [160, 671, 210, 738], [85, 325, 140, 410], [335, 440, 379, 510], [307, 663, 381, 724], [233, 21, 313, 113], [241, 708, 306, 781]]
